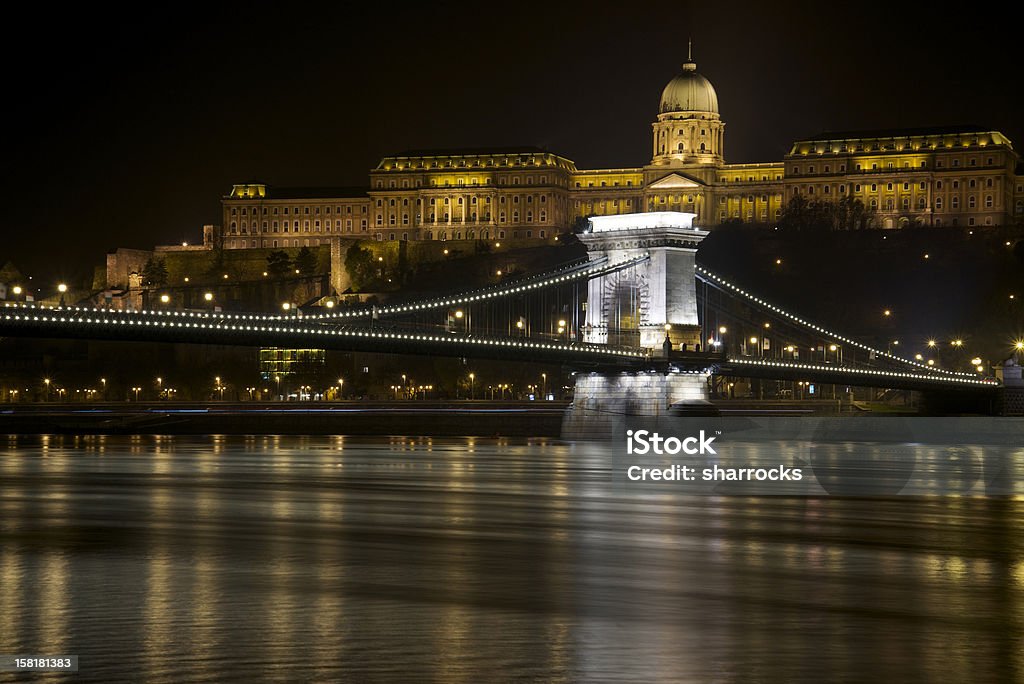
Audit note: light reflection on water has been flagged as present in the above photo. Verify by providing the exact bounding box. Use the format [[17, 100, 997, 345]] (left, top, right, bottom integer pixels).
[[0, 434, 1021, 682]]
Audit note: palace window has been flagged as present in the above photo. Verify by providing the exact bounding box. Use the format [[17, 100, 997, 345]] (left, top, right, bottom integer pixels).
[[985, 195, 993, 208]]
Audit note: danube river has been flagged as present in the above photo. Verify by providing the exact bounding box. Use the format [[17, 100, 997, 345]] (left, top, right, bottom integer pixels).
[[1, 434, 1022, 682]]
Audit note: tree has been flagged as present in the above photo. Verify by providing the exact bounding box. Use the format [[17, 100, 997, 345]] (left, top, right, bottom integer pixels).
[[141, 257, 168, 287], [572, 215, 592, 233], [779, 195, 874, 232], [266, 250, 292, 277], [344, 244, 378, 291], [294, 246, 317, 275]]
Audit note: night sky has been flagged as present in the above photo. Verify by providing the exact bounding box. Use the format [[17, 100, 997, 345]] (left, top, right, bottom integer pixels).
[[4, 1, 1022, 281]]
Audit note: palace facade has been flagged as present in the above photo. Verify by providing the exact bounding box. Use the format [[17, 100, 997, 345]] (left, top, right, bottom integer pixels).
[[216, 56, 1024, 250]]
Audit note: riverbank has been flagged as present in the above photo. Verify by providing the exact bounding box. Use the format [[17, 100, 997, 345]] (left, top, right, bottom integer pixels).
[[0, 401, 570, 437]]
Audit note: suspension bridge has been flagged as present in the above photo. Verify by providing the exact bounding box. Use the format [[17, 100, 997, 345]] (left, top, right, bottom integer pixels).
[[0, 212, 1000, 426]]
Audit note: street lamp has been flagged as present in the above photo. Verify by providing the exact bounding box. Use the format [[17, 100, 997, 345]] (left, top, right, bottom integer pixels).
[[337, 378, 344, 400], [204, 292, 214, 303], [469, 372, 475, 400], [160, 294, 170, 304], [57, 282, 67, 307], [541, 372, 547, 399], [43, 377, 50, 401]]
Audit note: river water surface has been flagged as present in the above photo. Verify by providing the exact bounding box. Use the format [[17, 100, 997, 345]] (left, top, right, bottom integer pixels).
[[1, 434, 1022, 682]]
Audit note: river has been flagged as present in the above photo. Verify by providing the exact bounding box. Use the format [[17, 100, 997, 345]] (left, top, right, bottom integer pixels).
[[1, 434, 1022, 682]]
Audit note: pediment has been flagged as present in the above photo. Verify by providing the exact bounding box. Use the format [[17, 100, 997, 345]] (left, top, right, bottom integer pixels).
[[647, 173, 703, 190]]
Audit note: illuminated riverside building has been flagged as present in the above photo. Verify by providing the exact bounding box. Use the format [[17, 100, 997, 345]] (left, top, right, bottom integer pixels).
[[217, 56, 1024, 249]]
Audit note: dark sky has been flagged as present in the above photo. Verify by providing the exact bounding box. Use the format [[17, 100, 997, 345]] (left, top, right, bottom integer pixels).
[[4, 1, 1022, 281]]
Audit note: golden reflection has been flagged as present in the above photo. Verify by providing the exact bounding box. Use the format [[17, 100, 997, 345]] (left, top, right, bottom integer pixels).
[[143, 551, 173, 680], [38, 551, 69, 654], [0, 551, 24, 645], [188, 554, 220, 662]]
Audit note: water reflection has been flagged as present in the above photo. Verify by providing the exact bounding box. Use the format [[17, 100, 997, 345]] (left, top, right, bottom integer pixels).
[[0, 435, 1021, 682]]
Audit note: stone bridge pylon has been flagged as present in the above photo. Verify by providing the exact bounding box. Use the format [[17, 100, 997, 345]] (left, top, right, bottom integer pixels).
[[579, 212, 708, 352]]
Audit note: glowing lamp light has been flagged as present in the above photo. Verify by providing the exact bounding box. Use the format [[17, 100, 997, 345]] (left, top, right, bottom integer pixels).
[[203, 292, 214, 302], [282, 303, 291, 311], [454, 310, 464, 319], [927, 340, 936, 348], [719, 326, 727, 334], [57, 283, 68, 293], [883, 309, 891, 317], [749, 336, 758, 344], [325, 300, 335, 309], [971, 357, 982, 365], [12, 286, 22, 295], [159, 294, 170, 304]]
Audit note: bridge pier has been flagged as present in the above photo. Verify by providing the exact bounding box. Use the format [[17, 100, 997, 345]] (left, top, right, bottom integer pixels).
[[561, 369, 717, 441]]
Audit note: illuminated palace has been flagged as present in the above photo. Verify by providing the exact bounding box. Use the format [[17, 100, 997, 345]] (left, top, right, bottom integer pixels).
[[217, 55, 1024, 249]]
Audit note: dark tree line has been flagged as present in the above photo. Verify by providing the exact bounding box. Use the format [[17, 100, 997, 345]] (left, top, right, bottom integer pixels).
[[778, 196, 875, 232]]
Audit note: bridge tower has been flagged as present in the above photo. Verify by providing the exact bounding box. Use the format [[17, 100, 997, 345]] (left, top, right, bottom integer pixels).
[[564, 211, 715, 439], [579, 212, 708, 352]]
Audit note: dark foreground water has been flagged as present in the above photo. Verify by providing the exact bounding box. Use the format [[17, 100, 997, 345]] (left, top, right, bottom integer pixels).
[[1, 434, 1023, 683]]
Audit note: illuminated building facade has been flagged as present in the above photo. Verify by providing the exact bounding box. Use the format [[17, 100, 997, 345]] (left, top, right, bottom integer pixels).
[[216, 56, 1024, 249]]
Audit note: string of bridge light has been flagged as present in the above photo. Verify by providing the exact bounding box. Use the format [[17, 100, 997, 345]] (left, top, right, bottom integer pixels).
[[0, 310, 649, 359], [725, 358, 997, 386], [695, 265, 972, 378], [316, 253, 651, 320], [0, 256, 628, 325]]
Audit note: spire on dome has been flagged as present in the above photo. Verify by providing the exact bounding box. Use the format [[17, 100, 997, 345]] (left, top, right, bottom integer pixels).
[[683, 38, 696, 72]]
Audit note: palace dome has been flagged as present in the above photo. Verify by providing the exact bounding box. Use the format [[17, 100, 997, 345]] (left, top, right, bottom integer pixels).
[[659, 60, 719, 115]]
